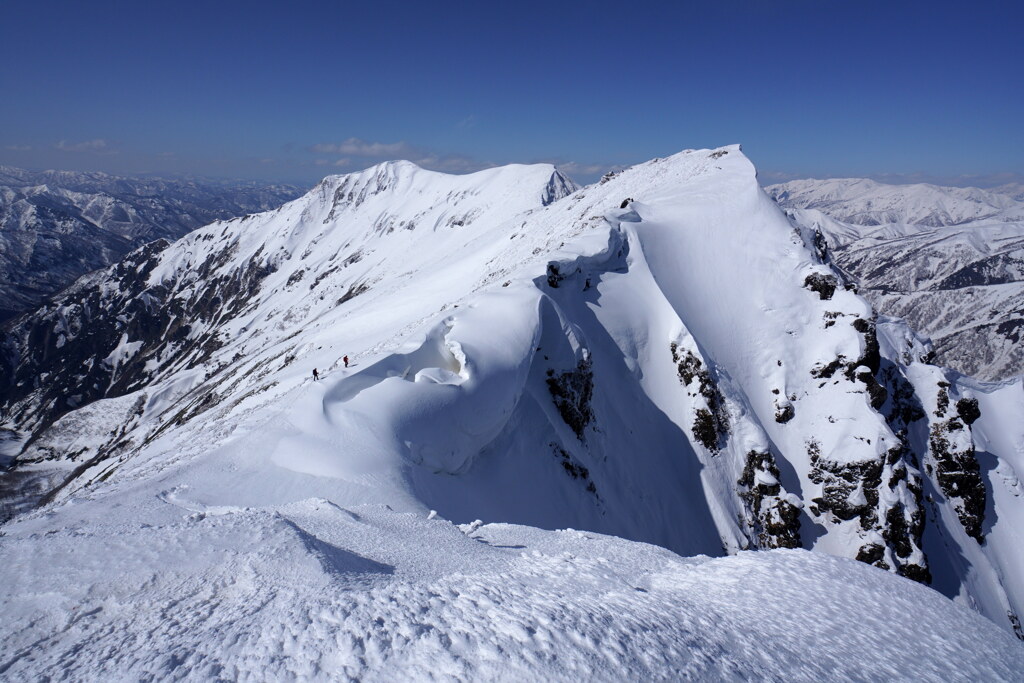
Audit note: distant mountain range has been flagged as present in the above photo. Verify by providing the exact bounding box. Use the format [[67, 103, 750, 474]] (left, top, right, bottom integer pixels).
[[768, 177, 1024, 380], [0, 165, 304, 323]]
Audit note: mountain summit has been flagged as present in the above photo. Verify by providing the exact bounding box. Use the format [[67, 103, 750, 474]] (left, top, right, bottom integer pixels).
[[1, 148, 1022, 677]]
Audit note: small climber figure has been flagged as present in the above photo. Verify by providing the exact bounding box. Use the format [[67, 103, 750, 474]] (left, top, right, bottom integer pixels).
[[343, 355, 350, 368], [312, 368, 319, 381]]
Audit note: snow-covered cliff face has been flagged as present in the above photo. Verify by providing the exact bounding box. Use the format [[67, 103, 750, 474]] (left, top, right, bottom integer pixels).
[[0, 165, 303, 323], [767, 178, 1024, 380], [2, 150, 1023, 676]]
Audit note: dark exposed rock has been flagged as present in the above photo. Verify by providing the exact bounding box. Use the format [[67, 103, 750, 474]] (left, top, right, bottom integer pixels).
[[929, 417, 986, 542], [774, 401, 795, 424], [996, 319, 1024, 345], [956, 397, 981, 425], [811, 228, 830, 264], [692, 409, 718, 451], [811, 356, 846, 379], [670, 343, 729, 451], [850, 318, 881, 374], [808, 433, 931, 583], [550, 442, 598, 495], [546, 356, 594, 441], [881, 364, 926, 426], [803, 272, 838, 300], [809, 318, 887, 410], [822, 311, 843, 328], [337, 282, 370, 305], [855, 369, 888, 410], [669, 343, 702, 386], [844, 353, 932, 583], [856, 543, 885, 565], [309, 266, 340, 290], [546, 263, 564, 288], [898, 562, 931, 584], [808, 443, 881, 529], [935, 381, 950, 417], [1009, 611, 1024, 641], [737, 450, 801, 549]]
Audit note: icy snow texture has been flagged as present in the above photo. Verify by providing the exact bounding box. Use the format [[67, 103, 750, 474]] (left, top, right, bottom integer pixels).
[[1, 500, 1021, 680]]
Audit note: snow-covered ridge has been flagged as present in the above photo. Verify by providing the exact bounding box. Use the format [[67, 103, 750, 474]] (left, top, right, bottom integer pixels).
[[2, 148, 1023, 675]]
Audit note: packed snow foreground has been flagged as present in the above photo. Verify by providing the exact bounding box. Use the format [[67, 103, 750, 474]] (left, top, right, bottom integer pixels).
[[1, 147, 1022, 679]]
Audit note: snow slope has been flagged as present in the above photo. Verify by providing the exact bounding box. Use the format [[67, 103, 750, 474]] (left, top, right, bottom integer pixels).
[[2, 149, 1023, 676], [768, 178, 1024, 379]]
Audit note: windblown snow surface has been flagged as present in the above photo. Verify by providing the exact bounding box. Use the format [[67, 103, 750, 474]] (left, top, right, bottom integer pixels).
[[1, 150, 1022, 679]]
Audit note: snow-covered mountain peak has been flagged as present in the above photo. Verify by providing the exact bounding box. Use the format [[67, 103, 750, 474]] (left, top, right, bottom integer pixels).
[[3, 144, 1024, 670], [313, 159, 579, 214]]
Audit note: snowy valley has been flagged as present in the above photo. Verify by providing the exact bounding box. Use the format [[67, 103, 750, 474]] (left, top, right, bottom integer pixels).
[[1, 148, 1022, 679]]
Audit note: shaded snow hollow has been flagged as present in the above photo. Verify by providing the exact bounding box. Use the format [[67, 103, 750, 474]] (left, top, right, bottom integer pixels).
[[2, 149, 1023, 678]]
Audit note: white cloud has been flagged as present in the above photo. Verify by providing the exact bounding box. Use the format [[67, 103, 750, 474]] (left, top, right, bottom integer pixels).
[[55, 139, 114, 153], [5, 144, 31, 151], [310, 138, 417, 157]]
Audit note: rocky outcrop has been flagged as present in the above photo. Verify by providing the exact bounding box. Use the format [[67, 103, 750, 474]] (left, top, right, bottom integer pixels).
[[809, 316, 887, 410], [670, 342, 729, 452], [550, 442, 598, 495], [546, 355, 595, 441], [737, 450, 802, 549], [803, 272, 838, 300], [807, 439, 929, 583], [928, 383, 986, 542]]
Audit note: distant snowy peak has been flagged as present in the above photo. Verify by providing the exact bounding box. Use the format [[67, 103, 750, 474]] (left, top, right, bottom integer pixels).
[[315, 160, 579, 216], [991, 182, 1024, 202], [768, 177, 1024, 227]]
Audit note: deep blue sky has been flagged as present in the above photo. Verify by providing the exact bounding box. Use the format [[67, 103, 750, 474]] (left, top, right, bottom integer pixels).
[[2, 0, 1021, 186]]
